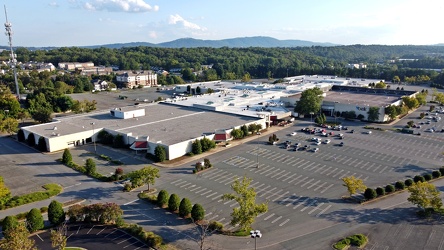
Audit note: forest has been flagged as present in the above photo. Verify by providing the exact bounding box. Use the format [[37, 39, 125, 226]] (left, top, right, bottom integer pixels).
[[1, 44, 444, 135]]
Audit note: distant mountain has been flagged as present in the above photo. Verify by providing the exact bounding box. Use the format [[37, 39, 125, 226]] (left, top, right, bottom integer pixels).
[[1, 36, 337, 50], [157, 36, 337, 48]]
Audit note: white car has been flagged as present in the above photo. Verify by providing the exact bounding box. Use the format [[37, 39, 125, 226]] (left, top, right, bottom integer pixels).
[[290, 132, 297, 136], [313, 147, 319, 152], [323, 139, 331, 144], [315, 141, 321, 145], [311, 137, 320, 142], [366, 131, 372, 134]]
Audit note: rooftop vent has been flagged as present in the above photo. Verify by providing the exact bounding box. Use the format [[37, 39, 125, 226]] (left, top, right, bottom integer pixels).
[[53, 126, 57, 130]]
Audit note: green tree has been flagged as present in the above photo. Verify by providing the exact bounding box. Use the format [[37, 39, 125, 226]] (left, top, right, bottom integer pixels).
[[0, 222, 37, 250], [129, 166, 160, 191], [0, 117, 18, 134], [230, 128, 244, 139], [154, 145, 166, 162], [294, 87, 324, 116], [221, 176, 268, 231], [407, 182, 443, 211], [37, 136, 47, 152], [367, 107, 380, 122], [374, 81, 387, 89], [384, 105, 398, 120], [192, 139, 203, 154], [17, 129, 25, 142], [31, 107, 53, 123], [50, 226, 67, 250], [393, 75, 400, 84], [85, 158, 96, 176], [0, 176, 11, 206], [101, 202, 123, 224], [191, 203, 205, 221], [402, 96, 419, 110], [26, 208, 44, 232], [342, 176, 367, 197], [1, 216, 18, 239], [157, 190, 169, 207], [168, 194, 180, 212], [48, 200, 65, 225], [62, 148, 72, 164], [241, 72, 251, 82], [26, 133, 36, 147], [179, 198, 193, 217], [240, 124, 249, 137]]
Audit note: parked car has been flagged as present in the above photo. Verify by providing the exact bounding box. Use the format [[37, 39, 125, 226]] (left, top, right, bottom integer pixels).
[[365, 131, 372, 134], [350, 129, 355, 133], [339, 142, 344, 146], [311, 137, 320, 142], [315, 141, 321, 145], [323, 139, 331, 144], [290, 132, 297, 136], [312, 147, 319, 152]]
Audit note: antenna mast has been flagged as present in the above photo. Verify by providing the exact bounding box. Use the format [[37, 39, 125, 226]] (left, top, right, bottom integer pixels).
[[4, 5, 20, 100]]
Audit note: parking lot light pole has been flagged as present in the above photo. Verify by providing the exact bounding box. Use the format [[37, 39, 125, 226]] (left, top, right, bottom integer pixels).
[[90, 122, 97, 154], [250, 230, 262, 250]]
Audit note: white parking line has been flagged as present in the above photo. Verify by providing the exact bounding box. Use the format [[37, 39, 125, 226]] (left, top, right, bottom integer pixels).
[[279, 219, 290, 227], [308, 202, 324, 214], [271, 216, 282, 223], [300, 200, 318, 212], [263, 213, 275, 221], [321, 184, 334, 194]]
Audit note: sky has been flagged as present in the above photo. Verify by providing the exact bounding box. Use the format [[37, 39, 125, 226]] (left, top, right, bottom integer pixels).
[[2, 0, 444, 47]]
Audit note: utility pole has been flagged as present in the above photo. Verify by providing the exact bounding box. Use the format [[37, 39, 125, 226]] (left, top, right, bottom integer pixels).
[[4, 5, 20, 100]]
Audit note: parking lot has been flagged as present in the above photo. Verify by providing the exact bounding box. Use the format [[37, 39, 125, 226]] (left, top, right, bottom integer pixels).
[[33, 224, 148, 249], [153, 104, 444, 246]]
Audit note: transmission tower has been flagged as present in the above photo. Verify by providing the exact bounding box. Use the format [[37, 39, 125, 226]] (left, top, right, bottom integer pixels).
[[4, 5, 20, 100]]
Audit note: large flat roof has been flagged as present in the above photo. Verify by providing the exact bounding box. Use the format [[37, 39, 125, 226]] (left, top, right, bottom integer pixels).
[[26, 103, 260, 145], [323, 91, 401, 107]]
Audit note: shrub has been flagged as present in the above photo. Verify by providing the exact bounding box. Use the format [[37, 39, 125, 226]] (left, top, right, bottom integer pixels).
[[395, 181, 405, 190], [405, 179, 414, 187], [376, 187, 385, 196], [423, 173, 433, 181], [178, 198, 192, 217], [364, 188, 377, 200], [154, 145, 166, 162], [62, 148, 72, 164], [413, 175, 425, 183], [385, 184, 395, 193], [157, 190, 169, 207], [115, 168, 124, 176], [191, 203, 205, 221], [123, 183, 132, 192], [48, 200, 65, 225], [85, 158, 96, 176], [348, 234, 367, 247], [40, 206, 48, 213], [17, 129, 25, 142], [26, 208, 44, 232], [27, 133, 35, 146], [432, 170, 441, 179], [440, 167, 444, 176], [168, 194, 180, 212], [2, 216, 18, 238], [208, 221, 224, 232], [333, 238, 351, 250]]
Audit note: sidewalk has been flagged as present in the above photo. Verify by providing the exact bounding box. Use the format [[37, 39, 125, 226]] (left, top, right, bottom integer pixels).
[[155, 125, 288, 168]]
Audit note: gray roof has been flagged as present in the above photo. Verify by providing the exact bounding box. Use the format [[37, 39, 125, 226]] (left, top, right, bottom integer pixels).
[[26, 103, 260, 145]]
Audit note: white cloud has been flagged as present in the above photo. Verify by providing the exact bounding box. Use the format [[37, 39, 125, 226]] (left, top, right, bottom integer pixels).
[[48, 2, 59, 7], [168, 14, 206, 31], [149, 31, 157, 39], [83, 0, 159, 13]]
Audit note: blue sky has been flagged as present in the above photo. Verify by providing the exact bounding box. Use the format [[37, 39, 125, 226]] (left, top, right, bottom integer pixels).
[[2, 0, 443, 47]]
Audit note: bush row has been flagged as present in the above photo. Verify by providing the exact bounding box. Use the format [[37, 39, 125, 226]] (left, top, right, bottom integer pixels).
[[0, 183, 62, 210], [333, 234, 368, 250], [193, 158, 213, 173], [363, 168, 444, 201], [139, 190, 224, 232]]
